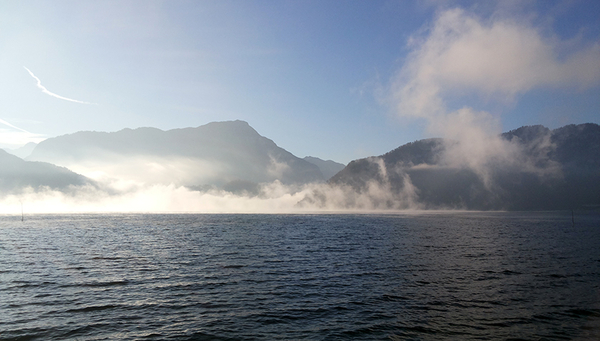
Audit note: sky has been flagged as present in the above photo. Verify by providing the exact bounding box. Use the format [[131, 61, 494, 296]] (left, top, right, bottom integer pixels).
[[1, 0, 599, 164]]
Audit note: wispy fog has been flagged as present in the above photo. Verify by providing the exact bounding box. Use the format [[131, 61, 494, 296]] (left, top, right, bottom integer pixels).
[[55, 155, 228, 191], [390, 8, 600, 187], [299, 158, 422, 211], [0, 180, 420, 214], [3, 8, 598, 214], [0, 151, 421, 213]]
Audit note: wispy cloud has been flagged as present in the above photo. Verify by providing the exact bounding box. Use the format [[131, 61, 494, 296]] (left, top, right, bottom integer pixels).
[[0, 118, 29, 133], [23, 67, 98, 105], [0, 118, 45, 148]]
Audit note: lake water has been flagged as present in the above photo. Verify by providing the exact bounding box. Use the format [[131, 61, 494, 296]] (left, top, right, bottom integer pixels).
[[1, 212, 599, 340]]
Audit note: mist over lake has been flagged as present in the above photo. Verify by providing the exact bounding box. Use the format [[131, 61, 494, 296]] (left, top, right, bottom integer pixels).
[[2, 212, 599, 340], [2, 1, 600, 339], [0, 121, 597, 213]]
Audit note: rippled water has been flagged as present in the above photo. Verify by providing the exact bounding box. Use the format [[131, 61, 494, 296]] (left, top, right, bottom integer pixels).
[[1, 212, 599, 340]]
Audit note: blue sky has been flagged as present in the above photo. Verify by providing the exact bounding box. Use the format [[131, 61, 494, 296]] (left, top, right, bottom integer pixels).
[[1, 0, 599, 164]]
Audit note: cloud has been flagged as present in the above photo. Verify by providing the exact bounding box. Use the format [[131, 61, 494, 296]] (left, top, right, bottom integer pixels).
[[389, 7, 600, 186], [393, 8, 600, 119], [23, 67, 98, 105]]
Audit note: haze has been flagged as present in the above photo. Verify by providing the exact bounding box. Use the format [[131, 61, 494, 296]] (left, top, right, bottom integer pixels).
[[1, 0, 599, 213]]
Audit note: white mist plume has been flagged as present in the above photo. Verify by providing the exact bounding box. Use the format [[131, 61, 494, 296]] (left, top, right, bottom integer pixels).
[[267, 155, 292, 179], [391, 7, 600, 185], [298, 157, 422, 210], [24, 67, 98, 105], [0, 155, 423, 214]]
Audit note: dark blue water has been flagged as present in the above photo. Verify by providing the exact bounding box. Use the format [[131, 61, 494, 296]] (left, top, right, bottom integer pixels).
[[1, 212, 599, 340]]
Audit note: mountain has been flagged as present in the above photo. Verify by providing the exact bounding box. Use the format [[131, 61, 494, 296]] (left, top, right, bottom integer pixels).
[[0, 149, 91, 194], [328, 123, 600, 210], [4, 142, 38, 159], [303, 156, 345, 180], [27, 120, 325, 189]]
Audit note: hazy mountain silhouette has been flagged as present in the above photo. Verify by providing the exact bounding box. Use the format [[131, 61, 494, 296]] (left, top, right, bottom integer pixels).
[[330, 123, 600, 210], [27, 120, 325, 189], [4, 142, 38, 159], [303, 156, 345, 180], [0, 149, 91, 194]]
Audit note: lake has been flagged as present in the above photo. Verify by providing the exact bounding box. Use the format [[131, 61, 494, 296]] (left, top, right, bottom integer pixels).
[[1, 212, 599, 340]]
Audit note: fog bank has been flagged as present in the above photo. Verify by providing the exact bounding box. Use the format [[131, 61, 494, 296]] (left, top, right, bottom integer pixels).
[[0, 180, 420, 214]]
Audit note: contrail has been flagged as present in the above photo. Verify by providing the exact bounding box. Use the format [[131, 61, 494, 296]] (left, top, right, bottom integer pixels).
[[0, 118, 30, 133], [23, 66, 97, 105]]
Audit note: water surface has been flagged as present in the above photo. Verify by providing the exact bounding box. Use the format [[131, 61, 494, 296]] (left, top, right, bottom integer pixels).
[[1, 212, 599, 340]]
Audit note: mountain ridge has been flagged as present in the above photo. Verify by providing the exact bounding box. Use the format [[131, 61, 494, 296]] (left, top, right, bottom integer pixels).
[[303, 156, 345, 181], [27, 120, 325, 189], [328, 123, 600, 210], [0, 149, 93, 194], [4, 121, 598, 211]]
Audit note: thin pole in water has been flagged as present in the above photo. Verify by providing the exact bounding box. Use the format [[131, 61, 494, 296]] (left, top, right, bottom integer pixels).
[[21, 201, 23, 222]]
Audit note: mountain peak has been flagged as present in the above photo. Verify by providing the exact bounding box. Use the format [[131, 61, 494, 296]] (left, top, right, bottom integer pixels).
[[27, 120, 324, 188]]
